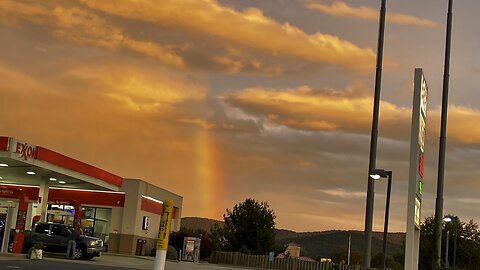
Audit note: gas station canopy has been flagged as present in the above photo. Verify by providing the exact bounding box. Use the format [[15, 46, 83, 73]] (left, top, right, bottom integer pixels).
[[0, 137, 122, 191], [0, 136, 183, 256]]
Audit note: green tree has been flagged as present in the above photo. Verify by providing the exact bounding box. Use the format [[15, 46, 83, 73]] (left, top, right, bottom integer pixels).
[[419, 216, 435, 269], [419, 215, 480, 269], [299, 247, 307, 257], [214, 198, 276, 254], [331, 251, 362, 265], [371, 253, 403, 270], [210, 223, 228, 252]]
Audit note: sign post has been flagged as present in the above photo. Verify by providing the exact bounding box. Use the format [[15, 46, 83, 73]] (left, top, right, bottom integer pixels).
[[405, 68, 429, 270], [153, 199, 174, 270]]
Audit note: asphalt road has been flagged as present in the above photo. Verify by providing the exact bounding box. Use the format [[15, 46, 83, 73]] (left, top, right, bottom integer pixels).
[[0, 259, 138, 270], [0, 254, 249, 270]]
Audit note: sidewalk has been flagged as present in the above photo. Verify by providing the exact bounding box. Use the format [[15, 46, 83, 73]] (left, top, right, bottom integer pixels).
[[0, 253, 25, 259]]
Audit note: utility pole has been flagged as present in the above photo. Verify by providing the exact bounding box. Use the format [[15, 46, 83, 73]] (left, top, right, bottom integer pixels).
[[363, 0, 387, 267], [434, 0, 453, 268]]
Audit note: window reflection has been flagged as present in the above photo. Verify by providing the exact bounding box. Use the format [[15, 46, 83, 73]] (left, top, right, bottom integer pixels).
[[81, 207, 111, 245]]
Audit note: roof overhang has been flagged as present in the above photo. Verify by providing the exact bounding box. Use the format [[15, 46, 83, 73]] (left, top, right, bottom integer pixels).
[[0, 137, 122, 191]]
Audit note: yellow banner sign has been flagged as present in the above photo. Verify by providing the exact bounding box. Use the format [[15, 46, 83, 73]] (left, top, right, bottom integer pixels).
[[156, 199, 174, 250]]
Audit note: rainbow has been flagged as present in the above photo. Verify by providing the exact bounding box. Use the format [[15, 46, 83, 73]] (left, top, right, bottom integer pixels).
[[194, 127, 224, 219]]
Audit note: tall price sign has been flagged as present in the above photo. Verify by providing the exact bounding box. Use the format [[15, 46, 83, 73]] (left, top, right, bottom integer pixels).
[[405, 68, 429, 270]]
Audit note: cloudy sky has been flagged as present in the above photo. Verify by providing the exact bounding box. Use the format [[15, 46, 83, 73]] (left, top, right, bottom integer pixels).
[[1, 0, 480, 232]]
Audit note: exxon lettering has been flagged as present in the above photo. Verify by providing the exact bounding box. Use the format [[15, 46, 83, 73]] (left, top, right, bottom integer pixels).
[[15, 143, 37, 161]]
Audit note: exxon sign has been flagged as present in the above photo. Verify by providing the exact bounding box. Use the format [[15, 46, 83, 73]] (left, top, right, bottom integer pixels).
[[14, 142, 38, 161]]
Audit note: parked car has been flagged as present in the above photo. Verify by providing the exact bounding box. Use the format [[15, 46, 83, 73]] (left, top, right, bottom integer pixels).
[[21, 222, 103, 259]]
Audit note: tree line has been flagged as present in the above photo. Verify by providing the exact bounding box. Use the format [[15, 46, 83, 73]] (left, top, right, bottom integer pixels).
[[168, 198, 480, 269]]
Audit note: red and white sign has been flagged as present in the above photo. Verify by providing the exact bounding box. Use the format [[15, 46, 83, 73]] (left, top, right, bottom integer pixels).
[[12, 140, 38, 161], [418, 154, 424, 178], [0, 189, 14, 195]]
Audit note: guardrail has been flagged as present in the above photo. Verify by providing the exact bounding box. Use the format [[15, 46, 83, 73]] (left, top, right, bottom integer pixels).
[[209, 251, 376, 270]]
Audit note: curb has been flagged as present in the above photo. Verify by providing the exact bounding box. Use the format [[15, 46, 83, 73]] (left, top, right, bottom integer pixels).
[[0, 253, 27, 259], [103, 252, 156, 261], [103, 253, 182, 263]]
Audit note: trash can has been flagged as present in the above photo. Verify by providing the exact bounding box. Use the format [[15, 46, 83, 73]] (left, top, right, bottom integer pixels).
[[135, 239, 146, 256]]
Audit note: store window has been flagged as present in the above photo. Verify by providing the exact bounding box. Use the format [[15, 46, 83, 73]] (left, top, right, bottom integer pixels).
[[46, 204, 112, 244], [46, 204, 75, 225], [81, 207, 111, 244]]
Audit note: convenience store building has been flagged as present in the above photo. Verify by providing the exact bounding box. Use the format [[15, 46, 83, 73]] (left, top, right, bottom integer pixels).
[[0, 136, 183, 255]]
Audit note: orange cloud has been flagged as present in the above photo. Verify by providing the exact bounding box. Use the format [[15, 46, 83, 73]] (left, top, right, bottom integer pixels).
[[307, 1, 440, 28], [443, 106, 480, 144], [80, 0, 376, 71], [222, 85, 397, 133], [0, 0, 50, 25], [0, 1, 184, 68], [222, 85, 480, 145], [65, 65, 206, 113], [1, 0, 380, 75], [211, 54, 283, 76]]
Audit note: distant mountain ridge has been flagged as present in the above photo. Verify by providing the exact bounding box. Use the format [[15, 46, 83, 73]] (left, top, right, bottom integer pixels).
[[181, 217, 224, 232], [276, 230, 405, 259], [181, 217, 405, 259]]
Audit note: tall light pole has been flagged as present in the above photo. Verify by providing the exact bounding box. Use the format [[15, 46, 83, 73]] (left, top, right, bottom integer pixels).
[[347, 232, 351, 265], [370, 169, 393, 270], [364, 0, 387, 267], [444, 215, 457, 269], [434, 0, 454, 268], [453, 219, 457, 269], [445, 230, 450, 268]]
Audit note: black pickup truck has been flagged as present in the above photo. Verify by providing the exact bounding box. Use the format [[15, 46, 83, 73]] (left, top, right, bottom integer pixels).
[[22, 222, 103, 259]]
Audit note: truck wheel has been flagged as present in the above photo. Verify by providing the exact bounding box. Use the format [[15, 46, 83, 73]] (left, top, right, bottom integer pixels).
[[75, 246, 86, 259]]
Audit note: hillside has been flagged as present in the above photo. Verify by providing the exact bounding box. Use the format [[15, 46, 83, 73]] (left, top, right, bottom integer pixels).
[[276, 230, 405, 259], [180, 217, 405, 259], [181, 217, 224, 232]]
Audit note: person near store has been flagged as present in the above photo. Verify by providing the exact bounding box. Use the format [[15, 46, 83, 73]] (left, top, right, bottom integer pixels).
[[66, 225, 81, 259]]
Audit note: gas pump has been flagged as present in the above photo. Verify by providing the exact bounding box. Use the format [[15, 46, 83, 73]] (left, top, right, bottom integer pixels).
[[0, 187, 28, 254], [182, 237, 201, 262], [0, 202, 16, 253]]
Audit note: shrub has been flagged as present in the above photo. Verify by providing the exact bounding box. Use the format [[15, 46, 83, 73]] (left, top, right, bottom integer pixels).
[[167, 245, 178, 260]]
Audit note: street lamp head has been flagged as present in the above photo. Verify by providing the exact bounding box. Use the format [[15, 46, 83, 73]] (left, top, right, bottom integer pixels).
[[370, 169, 391, 179], [444, 214, 456, 222]]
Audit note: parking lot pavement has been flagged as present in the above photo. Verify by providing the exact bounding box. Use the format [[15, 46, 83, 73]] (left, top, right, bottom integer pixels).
[[0, 252, 25, 260], [1, 253, 251, 270], [89, 254, 253, 270]]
